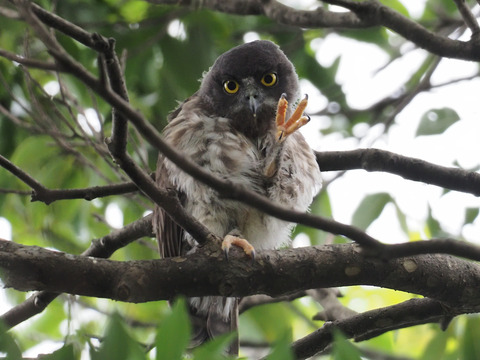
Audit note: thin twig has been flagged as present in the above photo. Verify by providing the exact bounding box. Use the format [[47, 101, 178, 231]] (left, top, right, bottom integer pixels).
[[0, 49, 59, 71], [453, 0, 480, 39]]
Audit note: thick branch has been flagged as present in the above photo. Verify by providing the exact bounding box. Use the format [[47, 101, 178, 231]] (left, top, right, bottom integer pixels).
[[1, 240, 480, 311]]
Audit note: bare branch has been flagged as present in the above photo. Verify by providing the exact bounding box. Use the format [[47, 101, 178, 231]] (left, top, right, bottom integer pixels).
[[452, 0, 480, 39], [2, 241, 480, 312], [0, 153, 142, 203], [0, 49, 59, 71], [316, 148, 480, 197], [307, 288, 357, 321], [239, 291, 307, 314]]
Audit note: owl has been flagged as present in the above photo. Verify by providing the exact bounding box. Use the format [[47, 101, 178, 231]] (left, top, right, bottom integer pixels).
[[153, 40, 321, 354]]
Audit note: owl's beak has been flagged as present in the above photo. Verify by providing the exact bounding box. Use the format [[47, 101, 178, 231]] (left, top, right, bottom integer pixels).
[[248, 95, 260, 117]]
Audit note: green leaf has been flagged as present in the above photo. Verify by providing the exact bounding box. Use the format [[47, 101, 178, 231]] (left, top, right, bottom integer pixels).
[[119, 1, 150, 23], [41, 344, 77, 360], [92, 313, 144, 360], [461, 316, 480, 360], [352, 193, 392, 230], [155, 297, 191, 360], [416, 108, 460, 136], [0, 321, 22, 360], [380, 0, 409, 17], [419, 329, 447, 360], [292, 191, 332, 245], [265, 330, 294, 360], [426, 205, 444, 238], [192, 332, 236, 360], [465, 208, 479, 225], [332, 330, 362, 360]]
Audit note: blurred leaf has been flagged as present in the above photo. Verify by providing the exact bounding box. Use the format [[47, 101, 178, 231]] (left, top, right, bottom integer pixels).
[[461, 316, 480, 360], [332, 330, 362, 360], [465, 208, 479, 225], [265, 330, 294, 360], [292, 190, 332, 245], [380, 0, 409, 16], [419, 330, 447, 360], [120, 1, 150, 23], [92, 313, 144, 360], [393, 201, 409, 235], [192, 332, 236, 360], [352, 193, 392, 230], [242, 303, 294, 342], [42, 344, 77, 360], [0, 321, 22, 360], [416, 108, 460, 136], [155, 297, 191, 360], [425, 205, 444, 238]]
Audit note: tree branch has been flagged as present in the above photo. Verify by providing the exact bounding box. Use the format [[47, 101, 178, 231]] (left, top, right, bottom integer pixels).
[[452, 0, 480, 39], [316, 149, 480, 197], [0, 48, 59, 71], [0, 153, 142, 203], [2, 240, 480, 311]]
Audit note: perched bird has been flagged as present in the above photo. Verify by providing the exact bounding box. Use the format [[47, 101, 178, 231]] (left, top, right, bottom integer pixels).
[[153, 40, 321, 354]]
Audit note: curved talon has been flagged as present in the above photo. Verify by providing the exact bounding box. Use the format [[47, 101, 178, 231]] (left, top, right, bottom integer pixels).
[[276, 94, 288, 128], [222, 235, 256, 261], [275, 94, 310, 143]]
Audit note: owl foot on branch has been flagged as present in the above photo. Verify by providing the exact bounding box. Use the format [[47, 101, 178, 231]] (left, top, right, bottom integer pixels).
[[276, 93, 310, 142], [221, 234, 256, 260]]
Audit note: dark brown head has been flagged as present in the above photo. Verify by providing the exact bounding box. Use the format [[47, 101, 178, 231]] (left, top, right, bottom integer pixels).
[[198, 40, 300, 138]]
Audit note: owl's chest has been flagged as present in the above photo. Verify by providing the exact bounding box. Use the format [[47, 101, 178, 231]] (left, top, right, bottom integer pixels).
[[195, 117, 273, 182], [165, 115, 274, 194]]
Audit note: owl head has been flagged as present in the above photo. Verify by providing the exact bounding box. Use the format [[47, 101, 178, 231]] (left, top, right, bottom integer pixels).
[[198, 40, 300, 138]]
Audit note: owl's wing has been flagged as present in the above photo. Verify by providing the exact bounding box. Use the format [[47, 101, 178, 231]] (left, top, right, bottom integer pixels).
[[153, 154, 186, 258], [153, 96, 195, 258]]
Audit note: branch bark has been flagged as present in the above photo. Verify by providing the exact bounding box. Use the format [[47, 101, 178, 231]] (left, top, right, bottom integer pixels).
[[315, 149, 480, 197], [1, 239, 480, 312]]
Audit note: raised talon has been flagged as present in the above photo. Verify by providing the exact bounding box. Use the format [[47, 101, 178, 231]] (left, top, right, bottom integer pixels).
[[275, 93, 288, 128], [275, 94, 310, 142], [222, 235, 256, 260]]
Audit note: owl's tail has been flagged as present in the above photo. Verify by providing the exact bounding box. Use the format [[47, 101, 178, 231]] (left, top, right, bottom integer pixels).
[[188, 296, 239, 355]]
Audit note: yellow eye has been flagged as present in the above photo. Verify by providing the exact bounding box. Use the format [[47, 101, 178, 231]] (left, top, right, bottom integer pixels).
[[261, 73, 277, 87], [223, 80, 239, 94]]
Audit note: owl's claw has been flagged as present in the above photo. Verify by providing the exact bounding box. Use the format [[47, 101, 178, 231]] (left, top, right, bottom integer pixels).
[[276, 94, 310, 142], [222, 235, 256, 261]]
